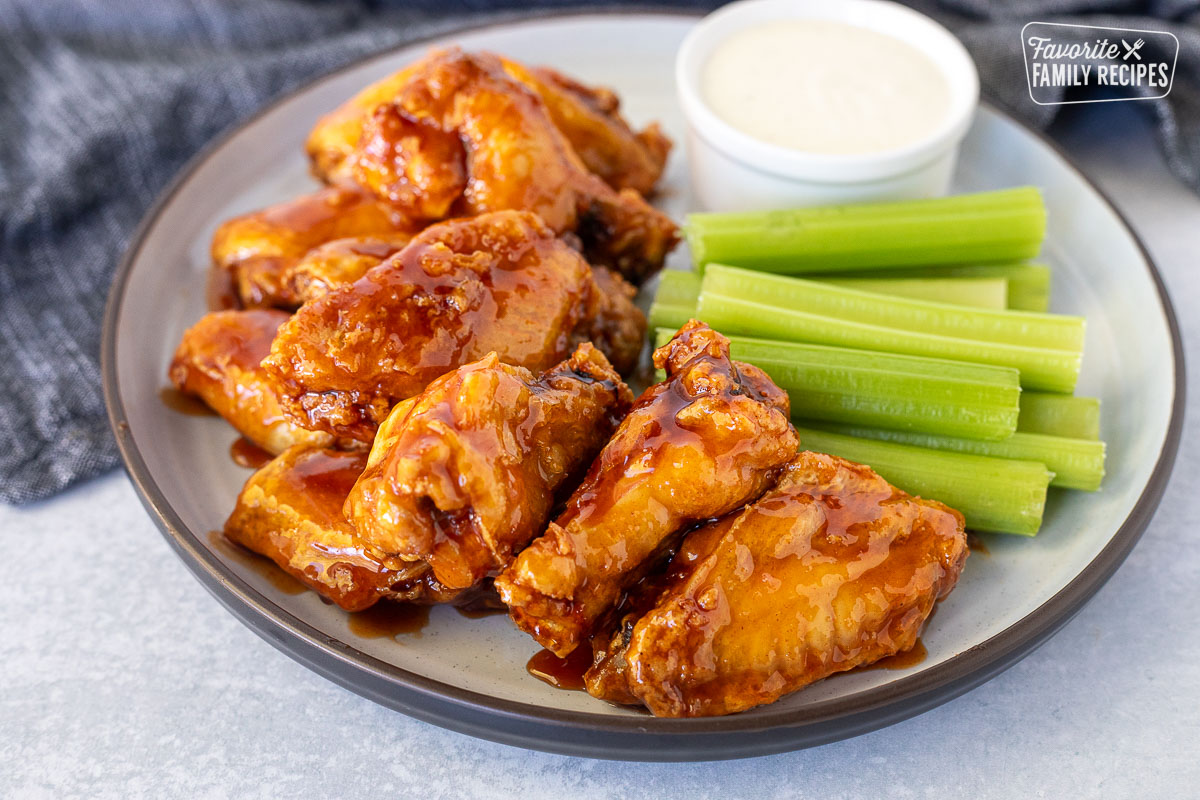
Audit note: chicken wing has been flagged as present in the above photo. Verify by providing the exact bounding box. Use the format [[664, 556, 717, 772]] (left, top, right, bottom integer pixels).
[[211, 185, 415, 308], [263, 210, 642, 441], [345, 344, 633, 590], [585, 451, 969, 717], [500, 61, 671, 197], [224, 445, 459, 611], [168, 310, 332, 454], [278, 231, 644, 376], [281, 232, 413, 304], [308, 51, 671, 196], [331, 49, 677, 284], [494, 320, 798, 656], [306, 62, 422, 186], [581, 266, 647, 378]]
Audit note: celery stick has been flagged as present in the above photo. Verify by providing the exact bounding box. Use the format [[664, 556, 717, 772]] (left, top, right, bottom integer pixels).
[[653, 270, 702, 306], [649, 272, 699, 331], [647, 302, 695, 333], [696, 293, 1081, 392], [648, 271, 701, 330], [1006, 274, 1051, 312], [686, 188, 1046, 272], [702, 264, 1085, 352], [1019, 392, 1101, 440], [831, 263, 1052, 312], [794, 426, 1052, 535], [652, 270, 1010, 315], [809, 423, 1105, 491], [822, 276, 1008, 309], [654, 329, 1021, 440]]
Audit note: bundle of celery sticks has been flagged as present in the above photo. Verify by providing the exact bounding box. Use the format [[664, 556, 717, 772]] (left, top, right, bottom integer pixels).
[[652, 187, 1105, 536]]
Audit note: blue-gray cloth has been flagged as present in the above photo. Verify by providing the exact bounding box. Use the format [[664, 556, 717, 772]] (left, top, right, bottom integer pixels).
[[0, 0, 1195, 504]]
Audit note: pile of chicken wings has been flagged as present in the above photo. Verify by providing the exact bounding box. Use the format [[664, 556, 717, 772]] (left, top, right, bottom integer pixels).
[[170, 49, 968, 718]]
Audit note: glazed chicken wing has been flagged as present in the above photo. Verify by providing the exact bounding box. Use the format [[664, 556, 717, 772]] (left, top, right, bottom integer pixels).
[[282, 235, 645, 373], [345, 344, 633, 590], [263, 210, 643, 441], [494, 321, 798, 656], [168, 310, 332, 454], [511, 63, 671, 197], [582, 266, 647, 377], [281, 232, 414, 304], [586, 451, 969, 717], [224, 446, 459, 611], [308, 51, 671, 197], [330, 49, 677, 284], [211, 185, 415, 308]]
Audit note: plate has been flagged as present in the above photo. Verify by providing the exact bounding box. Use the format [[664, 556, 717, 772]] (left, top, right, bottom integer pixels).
[[102, 11, 1184, 760]]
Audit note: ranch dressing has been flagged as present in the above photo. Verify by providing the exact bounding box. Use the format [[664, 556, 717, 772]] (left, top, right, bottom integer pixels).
[[701, 20, 951, 155]]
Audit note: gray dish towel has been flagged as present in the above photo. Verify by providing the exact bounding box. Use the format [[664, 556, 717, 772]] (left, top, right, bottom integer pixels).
[[0, 0, 1195, 504]]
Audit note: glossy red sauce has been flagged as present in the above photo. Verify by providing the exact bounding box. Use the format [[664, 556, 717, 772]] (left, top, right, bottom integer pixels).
[[347, 602, 431, 639], [206, 266, 240, 311], [230, 437, 273, 469], [859, 639, 928, 671], [526, 646, 593, 690], [454, 605, 507, 620], [967, 532, 991, 556]]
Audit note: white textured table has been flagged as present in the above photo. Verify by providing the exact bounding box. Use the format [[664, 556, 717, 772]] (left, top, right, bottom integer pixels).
[[2, 102, 1196, 798]]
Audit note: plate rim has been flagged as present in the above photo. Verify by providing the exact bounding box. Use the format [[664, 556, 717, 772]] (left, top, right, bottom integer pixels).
[[100, 8, 1187, 760]]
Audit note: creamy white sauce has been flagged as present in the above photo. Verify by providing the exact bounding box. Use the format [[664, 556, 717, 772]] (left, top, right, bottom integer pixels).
[[701, 20, 952, 155]]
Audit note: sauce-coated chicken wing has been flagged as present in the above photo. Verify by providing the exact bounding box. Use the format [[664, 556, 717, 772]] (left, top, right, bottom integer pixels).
[[320, 49, 677, 284], [495, 321, 798, 656], [502, 62, 671, 197], [224, 446, 460, 611], [211, 185, 415, 308], [582, 266, 647, 378], [345, 344, 633, 590], [586, 451, 969, 716], [263, 210, 643, 441], [308, 51, 671, 197], [281, 232, 414, 304], [168, 310, 332, 454], [281, 235, 645, 376]]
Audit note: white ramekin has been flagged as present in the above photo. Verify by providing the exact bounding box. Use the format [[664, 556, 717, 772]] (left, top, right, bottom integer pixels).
[[676, 0, 980, 211]]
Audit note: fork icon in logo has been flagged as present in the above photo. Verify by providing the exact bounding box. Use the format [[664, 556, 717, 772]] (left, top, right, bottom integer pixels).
[[1121, 38, 1145, 60]]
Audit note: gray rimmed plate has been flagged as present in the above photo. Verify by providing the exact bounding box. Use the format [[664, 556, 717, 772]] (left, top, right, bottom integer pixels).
[[102, 11, 1184, 761]]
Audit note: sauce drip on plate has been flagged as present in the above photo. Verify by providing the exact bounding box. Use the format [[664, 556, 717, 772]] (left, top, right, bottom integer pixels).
[[160, 386, 216, 417], [455, 604, 507, 620], [206, 266, 241, 311], [858, 639, 928, 671], [230, 437, 273, 469], [967, 532, 991, 556], [347, 603, 431, 639], [526, 647, 593, 690]]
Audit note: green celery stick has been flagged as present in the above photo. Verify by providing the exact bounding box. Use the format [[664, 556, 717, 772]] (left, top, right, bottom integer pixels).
[[647, 302, 695, 333], [821, 276, 1008, 309], [686, 188, 1046, 272], [808, 423, 1105, 491], [652, 270, 702, 306], [652, 270, 1010, 316], [648, 271, 701, 331], [1018, 392, 1101, 440], [696, 293, 1082, 392], [702, 264, 1085, 352], [828, 262, 1052, 312], [793, 426, 1052, 535], [653, 329, 1021, 440]]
